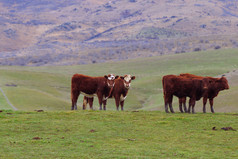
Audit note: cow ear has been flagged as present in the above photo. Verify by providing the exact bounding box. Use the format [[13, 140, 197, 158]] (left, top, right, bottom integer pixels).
[[120, 76, 124, 79], [131, 76, 136, 80], [115, 75, 119, 79], [104, 75, 108, 79]]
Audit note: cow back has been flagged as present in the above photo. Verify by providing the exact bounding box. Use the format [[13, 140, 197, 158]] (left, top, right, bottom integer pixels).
[[71, 74, 106, 94]]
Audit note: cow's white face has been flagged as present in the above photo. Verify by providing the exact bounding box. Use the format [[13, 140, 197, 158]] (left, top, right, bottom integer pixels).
[[120, 75, 136, 89], [104, 74, 119, 88]]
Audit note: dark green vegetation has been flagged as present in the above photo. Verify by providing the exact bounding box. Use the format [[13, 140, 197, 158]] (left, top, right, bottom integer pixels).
[[0, 49, 238, 112], [0, 110, 237, 158], [136, 27, 188, 39]]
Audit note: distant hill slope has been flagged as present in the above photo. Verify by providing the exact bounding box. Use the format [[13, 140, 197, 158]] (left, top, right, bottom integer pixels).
[[0, 49, 237, 112], [0, 0, 238, 66]]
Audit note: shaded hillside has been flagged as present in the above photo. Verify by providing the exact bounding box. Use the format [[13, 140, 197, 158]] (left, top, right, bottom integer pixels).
[[0, 0, 238, 66]]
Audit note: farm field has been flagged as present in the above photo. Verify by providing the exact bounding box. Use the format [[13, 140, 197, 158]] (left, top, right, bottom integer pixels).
[[0, 48, 238, 112], [0, 49, 238, 158], [0, 110, 237, 158]]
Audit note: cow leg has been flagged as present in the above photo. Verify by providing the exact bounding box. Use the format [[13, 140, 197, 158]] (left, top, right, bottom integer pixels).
[[169, 103, 175, 113], [164, 103, 169, 113], [188, 98, 192, 113], [71, 90, 79, 110], [88, 97, 94, 110], [209, 98, 215, 113], [183, 98, 187, 113], [168, 96, 174, 113], [115, 95, 120, 111], [120, 100, 124, 111], [103, 100, 107, 111], [190, 99, 196, 114], [179, 98, 184, 113], [97, 93, 103, 110], [164, 96, 169, 113], [83, 96, 87, 110], [203, 97, 208, 113]]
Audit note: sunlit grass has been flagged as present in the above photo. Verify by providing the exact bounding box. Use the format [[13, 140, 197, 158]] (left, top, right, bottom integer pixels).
[[0, 110, 237, 158]]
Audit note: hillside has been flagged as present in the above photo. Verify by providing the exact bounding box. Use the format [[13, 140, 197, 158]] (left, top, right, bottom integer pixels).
[[0, 0, 238, 65], [0, 49, 238, 112]]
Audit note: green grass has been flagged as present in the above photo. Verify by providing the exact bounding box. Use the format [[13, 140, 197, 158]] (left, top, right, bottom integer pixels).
[[0, 110, 237, 158], [0, 48, 238, 112], [0, 49, 237, 158], [0, 91, 11, 109]]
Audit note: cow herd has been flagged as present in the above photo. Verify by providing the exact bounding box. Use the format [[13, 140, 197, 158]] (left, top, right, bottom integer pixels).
[[71, 74, 135, 111], [162, 73, 229, 113], [71, 73, 229, 113]]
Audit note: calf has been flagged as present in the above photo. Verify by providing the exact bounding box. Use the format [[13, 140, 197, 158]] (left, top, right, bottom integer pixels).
[[162, 75, 209, 113], [83, 75, 136, 111], [71, 74, 118, 110], [179, 73, 229, 113]]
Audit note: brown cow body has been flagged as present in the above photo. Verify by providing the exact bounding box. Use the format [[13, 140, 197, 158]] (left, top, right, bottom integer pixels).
[[83, 75, 135, 111], [71, 74, 118, 110], [179, 73, 229, 113], [162, 75, 208, 113]]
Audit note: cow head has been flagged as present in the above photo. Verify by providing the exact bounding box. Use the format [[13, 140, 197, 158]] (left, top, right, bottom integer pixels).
[[200, 78, 214, 92], [104, 74, 119, 88], [216, 76, 229, 90], [120, 75, 136, 89]]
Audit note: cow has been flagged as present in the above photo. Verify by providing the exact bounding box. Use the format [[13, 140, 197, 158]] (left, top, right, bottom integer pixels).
[[179, 73, 229, 113], [71, 74, 119, 110], [162, 75, 209, 113], [83, 75, 136, 111]]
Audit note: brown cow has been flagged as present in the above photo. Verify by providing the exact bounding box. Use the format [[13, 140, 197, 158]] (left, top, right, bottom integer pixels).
[[83, 75, 136, 111], [179, 73, 229, 113], [162, 75, 209, 113], [71, 74, 118, 110]]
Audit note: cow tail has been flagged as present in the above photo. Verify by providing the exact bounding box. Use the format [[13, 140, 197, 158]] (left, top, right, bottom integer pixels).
[[71, 76, 74, 101], [71, 75, 78, 102], [162, 77, 165, 94]]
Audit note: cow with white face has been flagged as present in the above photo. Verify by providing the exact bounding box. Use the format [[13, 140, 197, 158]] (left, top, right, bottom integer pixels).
[[112, 75, 136, 110], [122, 75, 135, 89], [83, 74, 136, 110], [106, 74, 116, 88]]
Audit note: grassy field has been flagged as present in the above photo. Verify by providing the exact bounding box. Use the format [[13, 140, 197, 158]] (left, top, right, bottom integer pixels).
[[0, 49, 238, 158], [0, 48, 238, 112], [0, 110, 237, 158]]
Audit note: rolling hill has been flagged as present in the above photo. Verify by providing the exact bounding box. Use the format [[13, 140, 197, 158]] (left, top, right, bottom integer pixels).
[[0, 0, 238, 65], [0, 48, 237, 113]]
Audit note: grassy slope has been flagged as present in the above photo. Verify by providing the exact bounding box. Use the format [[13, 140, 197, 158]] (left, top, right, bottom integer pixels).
[[0, 48, 238, 112], [0, 110, 237, 158], [0, 92, 11, 109]]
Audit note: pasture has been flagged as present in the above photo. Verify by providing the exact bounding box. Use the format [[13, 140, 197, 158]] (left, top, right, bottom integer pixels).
[[0, 110, 237, 158], [0, 49, 238, 158], [0, 48, 238, 112]]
